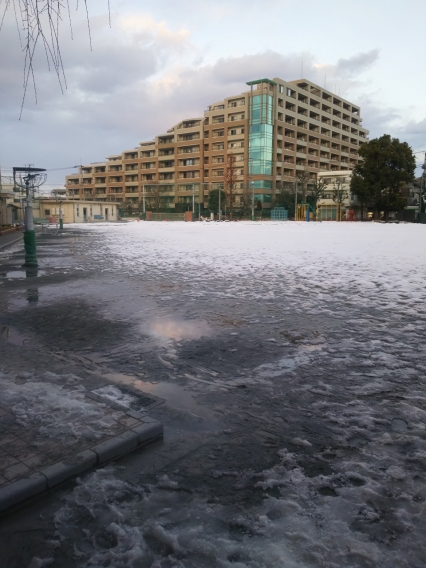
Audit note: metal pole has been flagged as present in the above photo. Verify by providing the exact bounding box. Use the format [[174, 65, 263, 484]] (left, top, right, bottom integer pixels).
[[143, 184, 146, 216], [218, 185, 221, 221], [59, 197, 63, 230], [23, 176, 38, 267], [192, 182, 195, 220], [294, 179, 298, 221], [251, 181, 254, 221]]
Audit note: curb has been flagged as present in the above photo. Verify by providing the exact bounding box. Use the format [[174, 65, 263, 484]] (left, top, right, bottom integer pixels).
[[0, 235, 23, 250], [0, 417, 163, 515]]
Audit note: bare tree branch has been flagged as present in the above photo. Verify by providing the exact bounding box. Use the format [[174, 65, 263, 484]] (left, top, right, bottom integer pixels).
[[1, 0, 109, 117]]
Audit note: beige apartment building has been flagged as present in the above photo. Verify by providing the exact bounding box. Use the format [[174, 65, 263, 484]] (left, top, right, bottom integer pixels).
[[65, 77, 369, 210]]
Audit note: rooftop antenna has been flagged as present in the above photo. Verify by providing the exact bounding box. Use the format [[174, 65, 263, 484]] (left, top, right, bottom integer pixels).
[[301, 60, 304, 78], [324, 75, 326, 89]]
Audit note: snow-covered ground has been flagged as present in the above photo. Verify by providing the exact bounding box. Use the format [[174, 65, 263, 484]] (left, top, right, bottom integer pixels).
[[29, 222, 426, 566], [79, 221, 426, 318]]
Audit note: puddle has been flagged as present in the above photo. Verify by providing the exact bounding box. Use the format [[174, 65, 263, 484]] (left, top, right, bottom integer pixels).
[[5, 270, 46, 279], [144, 317, 212, 341], [103, 372, 220, 427], [0, 325, 40, 347]]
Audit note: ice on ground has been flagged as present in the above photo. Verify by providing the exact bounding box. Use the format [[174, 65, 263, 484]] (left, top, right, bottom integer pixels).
[[73, 222, 426, 323], [41, 223, 426, 565], [0, 371, 123, 445], [54, 452, 426, 568]]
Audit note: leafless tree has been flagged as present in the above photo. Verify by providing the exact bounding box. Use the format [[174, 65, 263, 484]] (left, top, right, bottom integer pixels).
[[296, 168, 312, 202], [224, 154, 238, 220], [146, 184, 168, 212], [1, 0, 108, 116], [332, 178, 348, 221], [239, 187, 252, 218], [309, 178, 328, 213]]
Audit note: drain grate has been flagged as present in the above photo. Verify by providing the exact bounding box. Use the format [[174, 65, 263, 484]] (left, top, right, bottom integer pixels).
[[90, 385, 159, 412]]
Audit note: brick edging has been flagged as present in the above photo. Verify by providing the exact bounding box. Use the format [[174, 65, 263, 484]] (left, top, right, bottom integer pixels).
[[0, 419, 163, 515]]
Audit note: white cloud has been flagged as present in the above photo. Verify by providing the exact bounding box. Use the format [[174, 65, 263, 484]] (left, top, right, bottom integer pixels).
[[0, 3, 424, 186]]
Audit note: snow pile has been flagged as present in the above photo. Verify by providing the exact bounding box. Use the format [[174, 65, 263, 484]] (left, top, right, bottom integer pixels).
[[0, 371, 123, 445], [54, 448, 426, 568]]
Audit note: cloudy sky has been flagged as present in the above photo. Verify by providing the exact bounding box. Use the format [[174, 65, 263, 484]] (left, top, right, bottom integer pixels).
[[0, 0, 425, 187]]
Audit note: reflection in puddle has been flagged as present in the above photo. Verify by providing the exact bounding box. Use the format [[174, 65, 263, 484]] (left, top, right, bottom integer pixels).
[[6, 270, 45, 279], [0, 325, 39, 347], [27, 288, 39, 304], [146, 317, 212, 341], [103, 372, 220, 427]]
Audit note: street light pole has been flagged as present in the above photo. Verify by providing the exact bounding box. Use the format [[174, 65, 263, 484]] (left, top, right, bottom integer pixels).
[[420, 152, 426, 218], [59, 196, 63, 230], [23, 175, 38, 266], [294, 178, 298, 221], [251, 180, 255, 221], [142, 184, 146, 217], [192, 182, 195, 220]]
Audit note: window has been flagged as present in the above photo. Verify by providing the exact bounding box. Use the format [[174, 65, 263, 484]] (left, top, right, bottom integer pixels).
[[279, 85, 284, 93], [45, 209, 50, 216], [240, 169, 244, 175], [230, 128, 244, 135]]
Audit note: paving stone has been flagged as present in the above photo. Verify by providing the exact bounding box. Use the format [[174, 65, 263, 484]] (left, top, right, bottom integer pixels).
[[118, 416, 142, 428], [0, 455, 20, 470], [0, 434, 19, 447], [3, 462, 31, 481], [23, 455, 51, 470]]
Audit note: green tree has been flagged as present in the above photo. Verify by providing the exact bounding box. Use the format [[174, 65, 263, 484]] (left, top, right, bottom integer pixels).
[[208, 189, 226, 215], [275, 189, 294, 217], [351, 135, 415, 220]]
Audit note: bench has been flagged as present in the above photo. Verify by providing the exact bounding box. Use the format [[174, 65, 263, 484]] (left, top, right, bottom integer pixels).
[[33, 218, 50, 226]]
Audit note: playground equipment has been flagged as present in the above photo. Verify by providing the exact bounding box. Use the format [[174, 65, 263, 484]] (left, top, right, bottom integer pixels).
[[316, 204, 344, 221], [271, 207, 288, 221], [296, 203, 315, 222]]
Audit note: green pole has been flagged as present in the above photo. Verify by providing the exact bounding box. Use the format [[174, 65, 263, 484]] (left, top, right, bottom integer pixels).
[[23, 178, 38, 267], [59, 199, 64, 229]]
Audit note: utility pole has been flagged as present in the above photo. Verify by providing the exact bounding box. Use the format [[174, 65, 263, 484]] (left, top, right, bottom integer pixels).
[[13, 167, 46, 267]]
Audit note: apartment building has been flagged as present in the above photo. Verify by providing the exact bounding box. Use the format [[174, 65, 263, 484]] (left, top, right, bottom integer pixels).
[[65, 77, 369, 209]]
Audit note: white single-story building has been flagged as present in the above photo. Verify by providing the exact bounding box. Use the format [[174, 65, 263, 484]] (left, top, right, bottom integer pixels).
[[34, 199, 118, 223]]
